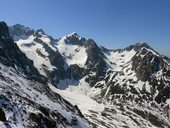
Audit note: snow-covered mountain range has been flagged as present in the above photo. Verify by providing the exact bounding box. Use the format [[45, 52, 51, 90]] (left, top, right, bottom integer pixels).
[[0, 21, 169, 128], [0, 22, 92, 128]]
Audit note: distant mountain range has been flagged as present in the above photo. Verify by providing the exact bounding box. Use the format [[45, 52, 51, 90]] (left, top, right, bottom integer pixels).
[[0, 21, 169, 128]]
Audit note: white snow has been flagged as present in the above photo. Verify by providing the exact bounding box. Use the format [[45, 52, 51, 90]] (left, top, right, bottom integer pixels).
[[14, 35, 56, 76], [49, 78, 104, 115], [139, 47, 160, 57], [56, 37, 87, 67], [0, 63, 91, 128], [104, 49, 136, 71], [166, 99, 170, 104]]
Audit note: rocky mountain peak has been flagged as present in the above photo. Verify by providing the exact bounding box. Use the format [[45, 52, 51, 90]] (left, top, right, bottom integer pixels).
[[59, 32, 86, 46], [0, 21, 46, 83], [136, 41, 149, 46], [85, 39, 97, 47], [67, 32, 79, 37], [35, 29, 45, 35], [9, 24, 34, 37], [125, 42, 152, 51], [34, 29, 46, 37], [0, 21, 10, 39], [135, 42, 152, 49], [12, 24, 26, 30]]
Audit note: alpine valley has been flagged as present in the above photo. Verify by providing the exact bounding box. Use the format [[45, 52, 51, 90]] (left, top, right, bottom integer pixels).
[[0, 21, 169, 128]]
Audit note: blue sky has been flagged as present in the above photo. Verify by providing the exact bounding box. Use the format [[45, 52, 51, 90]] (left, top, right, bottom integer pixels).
[[0, 0, 170, 56]]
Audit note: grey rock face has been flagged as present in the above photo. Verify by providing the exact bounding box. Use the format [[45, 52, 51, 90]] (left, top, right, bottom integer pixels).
[[132, 48, 163, 81], [131, 46, 170, 103], [92, 42, 170, 107], [0, 21, 10, 39], [0, 22, 46, 83], [126, 42, 152, 51], [9, 24, 34, 37], [0, 108, 6, 121], [64, 32, 86, 46], [84, 39, 107, 86], [70, 64, 83, 80]]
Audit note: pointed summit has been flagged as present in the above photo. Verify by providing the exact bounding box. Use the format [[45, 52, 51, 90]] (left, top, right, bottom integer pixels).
[[135, 42, 151, 49], [59, 32, 86, 46], [9, 24, 34, 37], [36, 29, 45, 34], [12, 24, 26, 30], [67, 32, 79, 37], [34, 29, 46, 37], [124, 42, 152, 51]]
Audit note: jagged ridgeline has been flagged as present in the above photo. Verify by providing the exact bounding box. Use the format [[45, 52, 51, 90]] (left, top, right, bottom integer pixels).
[[9, 25, 108, 89], [0, 22, 46, 83], [9, 23, 170, 104], [0, 21, 92, 128]]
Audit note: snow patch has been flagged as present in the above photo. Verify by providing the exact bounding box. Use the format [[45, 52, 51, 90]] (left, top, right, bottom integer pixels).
[[49, 78, 104, 115], [56, 38, 87, 67]]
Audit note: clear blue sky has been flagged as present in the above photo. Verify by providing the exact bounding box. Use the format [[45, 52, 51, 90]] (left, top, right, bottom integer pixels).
[[0, 0, 170, 57]]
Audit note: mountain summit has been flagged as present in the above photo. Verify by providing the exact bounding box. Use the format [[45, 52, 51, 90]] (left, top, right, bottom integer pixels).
[[59, 32, 86, 46]]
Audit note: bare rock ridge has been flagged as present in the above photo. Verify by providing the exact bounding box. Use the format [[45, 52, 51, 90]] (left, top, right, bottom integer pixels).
[[0, 22, 45, 83]]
